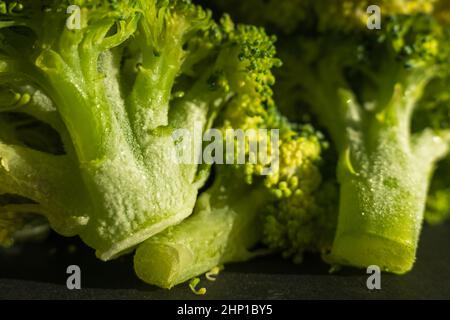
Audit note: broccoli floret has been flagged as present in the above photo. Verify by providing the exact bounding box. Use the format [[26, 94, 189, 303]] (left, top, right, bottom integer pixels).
[[264, 172, 338, 264], [0, 0, 282, 260], [133, 22, 332, 288]]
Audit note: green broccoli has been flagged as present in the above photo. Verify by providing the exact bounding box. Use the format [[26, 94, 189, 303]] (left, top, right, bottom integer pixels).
[[134, 103, 330, 289], [133, 20, 333, 288], [0, 0, 283, 260], [277, 13, 450, 273], [3, 0, 447, 290], [212, 0, 450, 273]]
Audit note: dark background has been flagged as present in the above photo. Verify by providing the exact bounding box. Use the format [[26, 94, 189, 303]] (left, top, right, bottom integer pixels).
[[0, 221, 449, 300]]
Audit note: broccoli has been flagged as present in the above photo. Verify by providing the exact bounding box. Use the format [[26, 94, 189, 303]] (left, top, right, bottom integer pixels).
[[3, 0, 446, 291], [278, 12, 450, 273], [133, 20, 333, 288], [0, 0, 285, 260], [134, 119, 332, 287], [212, 0, 450, 273]]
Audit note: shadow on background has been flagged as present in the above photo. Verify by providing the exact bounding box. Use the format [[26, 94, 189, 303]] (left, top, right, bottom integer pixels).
[[1, 222, 449, 299]]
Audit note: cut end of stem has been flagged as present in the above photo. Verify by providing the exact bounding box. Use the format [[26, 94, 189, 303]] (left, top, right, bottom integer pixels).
[[134, 242, 193, 289], [328, 232, 416, 274]]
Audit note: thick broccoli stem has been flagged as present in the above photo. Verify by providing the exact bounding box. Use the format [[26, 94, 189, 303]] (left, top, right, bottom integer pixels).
[[334, 131, 430, 273], [33, 46, 227, 260], [329, 86, 448, 273], [77, 83, 226, 260], [134, 171, 267, 289]]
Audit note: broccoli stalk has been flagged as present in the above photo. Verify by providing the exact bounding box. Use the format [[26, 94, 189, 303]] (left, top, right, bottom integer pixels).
[[134, 169, 268, 288], [332, 86, 448, 273], [280, 14, 450, 273]]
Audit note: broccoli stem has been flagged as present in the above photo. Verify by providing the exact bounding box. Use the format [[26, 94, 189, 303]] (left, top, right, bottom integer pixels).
[[77, 82, 226, 260], [134, 171, 267, 289], [128, 45, 185, 133], [334, 142, 429, 273], [32, 47, 228, 260], [329, 86, 449, 273]]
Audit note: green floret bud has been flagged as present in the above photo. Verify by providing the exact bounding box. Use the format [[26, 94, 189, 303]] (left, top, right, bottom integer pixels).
[[262, 128, 338, 263]]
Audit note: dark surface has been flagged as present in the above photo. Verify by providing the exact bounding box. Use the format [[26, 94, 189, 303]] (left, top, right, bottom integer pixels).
[[0, 222, 449, 300]]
